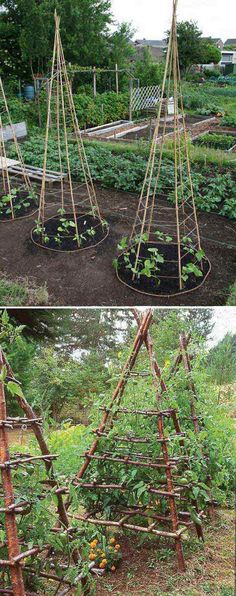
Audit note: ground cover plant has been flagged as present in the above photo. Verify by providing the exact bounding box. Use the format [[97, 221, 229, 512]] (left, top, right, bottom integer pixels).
[[0, 309, 235, 594], [195, 133, 236, 151], [7, 139, 236, 221]]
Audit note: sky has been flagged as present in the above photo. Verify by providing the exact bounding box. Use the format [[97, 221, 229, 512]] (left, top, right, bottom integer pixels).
[[210, 307, 236, 346], [111, 0, 236, 42]]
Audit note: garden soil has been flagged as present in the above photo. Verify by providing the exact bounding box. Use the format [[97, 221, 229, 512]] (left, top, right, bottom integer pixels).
[[0, 184, 235, 306]]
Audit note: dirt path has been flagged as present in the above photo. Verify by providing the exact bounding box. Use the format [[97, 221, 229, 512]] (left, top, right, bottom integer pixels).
[[0, 185, 235, 306]]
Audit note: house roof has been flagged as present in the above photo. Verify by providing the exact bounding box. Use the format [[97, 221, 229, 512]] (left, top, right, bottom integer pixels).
[[134, 39, 167, 48], [202, 37, 222, 42], [224, 38, 236, 46]]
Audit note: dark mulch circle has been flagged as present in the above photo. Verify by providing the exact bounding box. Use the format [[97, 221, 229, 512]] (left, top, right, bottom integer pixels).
[[31, 213, 108, 252], [117, 242, 210, 296], [0, 191, 38, 221]]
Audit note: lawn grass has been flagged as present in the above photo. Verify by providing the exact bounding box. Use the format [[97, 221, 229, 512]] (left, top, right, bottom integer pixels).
[[227, 282, 236, 306], [0, 276, 49, 306]]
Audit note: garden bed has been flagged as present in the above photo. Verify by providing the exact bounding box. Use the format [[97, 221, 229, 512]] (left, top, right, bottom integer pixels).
[[0, 189, 38, 221], [31, 213, 108, 252], [0, 184, 235, 306], [117, 242, 210, 297], [194, 132, 236, 152]]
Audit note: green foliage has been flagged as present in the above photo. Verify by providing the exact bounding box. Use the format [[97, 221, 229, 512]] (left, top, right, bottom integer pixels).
[[227, 282, 236, 306], [166, 22, 220, 73], [195, 133, 235, 151], [221, 115, 236, 127], [133, 47, 165, 87], [0, 0, 134, 84], [25, 347, 108, 421], [0, 278, 28, 306]]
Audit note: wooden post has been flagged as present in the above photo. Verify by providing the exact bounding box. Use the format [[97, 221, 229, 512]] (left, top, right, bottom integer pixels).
[[93, 66, 97, 98], [129, 77, 133, 121], [115, 63, 119, 95]]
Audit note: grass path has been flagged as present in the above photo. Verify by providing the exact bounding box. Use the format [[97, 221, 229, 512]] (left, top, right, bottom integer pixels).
[[96, 509, 234, 596]]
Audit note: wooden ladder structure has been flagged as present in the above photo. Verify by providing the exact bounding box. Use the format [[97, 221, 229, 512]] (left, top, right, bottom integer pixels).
[[0, 349, 82, 595], [71, 310, 205, 573]]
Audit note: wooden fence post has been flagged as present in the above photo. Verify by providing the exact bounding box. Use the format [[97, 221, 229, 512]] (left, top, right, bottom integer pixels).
[[93, 66, 97, 98], [129, 77, 133, 121], [115, 63, 119, 94]]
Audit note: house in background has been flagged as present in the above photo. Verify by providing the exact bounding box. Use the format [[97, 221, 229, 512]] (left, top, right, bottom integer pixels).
[[202, 37, 224, 50], [224, 39, 236, 50], [220, 50, 236, 73], [133, 39, 167, 62]]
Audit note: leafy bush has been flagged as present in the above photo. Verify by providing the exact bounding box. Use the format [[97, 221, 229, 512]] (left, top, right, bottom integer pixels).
[[195, 133, 235, 150], [221, 115, 236, 127]]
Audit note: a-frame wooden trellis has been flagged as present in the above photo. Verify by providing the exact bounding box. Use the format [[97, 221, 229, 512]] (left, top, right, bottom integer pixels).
[[0, 79, 36, 222], [70, 310, 205, 574], [116, 0, 210, 297], [32, 11, 108, 253], [132, 315, 214, 517], [0, 349, 84, 595], [175, 332, 215, 516]]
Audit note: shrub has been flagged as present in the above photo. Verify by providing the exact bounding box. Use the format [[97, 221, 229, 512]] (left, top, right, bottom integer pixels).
[[195, 133, 235, 151]]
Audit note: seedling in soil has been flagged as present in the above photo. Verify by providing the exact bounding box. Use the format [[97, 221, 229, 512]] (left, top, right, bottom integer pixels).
[[0, 185, 38, 219], [182, 263, 204, 283]]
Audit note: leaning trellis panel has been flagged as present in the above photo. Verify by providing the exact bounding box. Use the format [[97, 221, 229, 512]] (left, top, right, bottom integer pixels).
[[131, 86, 161, 112], [0, 79, 38, 222]]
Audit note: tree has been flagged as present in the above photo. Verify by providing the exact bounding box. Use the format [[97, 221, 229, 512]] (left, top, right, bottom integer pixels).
[[208, 334, 236, 401], [166, 21, 220, 73], [200, 42, 221, 66], [0, 0, 124, 80], [133, 47, 165, 86]]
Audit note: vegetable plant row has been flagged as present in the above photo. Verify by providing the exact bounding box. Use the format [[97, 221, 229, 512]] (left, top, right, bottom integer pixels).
[[8, 139, 236, 220]]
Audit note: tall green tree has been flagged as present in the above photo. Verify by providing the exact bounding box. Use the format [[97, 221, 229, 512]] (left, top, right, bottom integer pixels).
[[166, 21, 221, 73], [208, 334, 236, 401], [0, 0, 126, 80], [134, 47, 165, 86]]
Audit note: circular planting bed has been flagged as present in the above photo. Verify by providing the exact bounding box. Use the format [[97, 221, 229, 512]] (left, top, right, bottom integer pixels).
[[31, 212, 109, 252], [0, 189, 38, 222], [116, 242, 211, 297]]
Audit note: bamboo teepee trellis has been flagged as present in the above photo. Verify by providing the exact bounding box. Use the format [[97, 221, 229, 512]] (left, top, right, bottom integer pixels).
[[116, 0, 210, 296], [0, 79, 35, 221], [32, 11, 108, 252], [70, 310, 205, 573], [0, 349, 85, 595]]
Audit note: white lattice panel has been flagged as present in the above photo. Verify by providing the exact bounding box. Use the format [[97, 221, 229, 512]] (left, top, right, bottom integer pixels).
[[131, 86, 161, 111]]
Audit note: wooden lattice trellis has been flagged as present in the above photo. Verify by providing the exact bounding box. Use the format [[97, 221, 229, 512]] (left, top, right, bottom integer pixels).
[[131, 85, 161, 112], [31, 11, 108, 253], [0, 349, 86, 596], [68, 310, 205, 574], [116, 0, 211, 297], [0, 79, 37, 222]]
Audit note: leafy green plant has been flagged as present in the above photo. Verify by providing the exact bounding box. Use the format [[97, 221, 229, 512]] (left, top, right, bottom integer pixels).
[[195, 133, 235, 151], [0, 186, 38, 217]]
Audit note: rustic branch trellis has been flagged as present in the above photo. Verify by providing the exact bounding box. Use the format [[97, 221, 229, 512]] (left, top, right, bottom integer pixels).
[[0, 79, 36, 222], [0, 349, 86, 596], [31, 11, 108, 253], [116, 0, 211, 297], [71, 309, 205, 573]]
